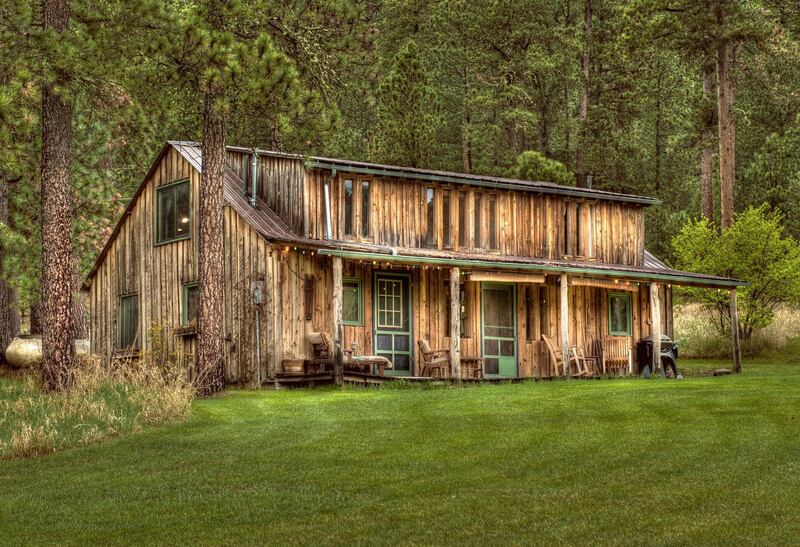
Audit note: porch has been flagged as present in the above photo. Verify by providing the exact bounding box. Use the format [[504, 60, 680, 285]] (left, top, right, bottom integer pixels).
[[271, 247, 742, 385]]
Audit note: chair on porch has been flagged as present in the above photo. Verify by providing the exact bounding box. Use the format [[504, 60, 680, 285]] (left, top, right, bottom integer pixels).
[[308, 331, 334, 372], [601, 336, 632, 375], [417, 340, 451, 378], [541, 334, 591, 378]]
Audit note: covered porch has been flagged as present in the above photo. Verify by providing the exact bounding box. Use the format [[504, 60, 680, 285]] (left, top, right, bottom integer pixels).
[[285, 247, 743, 384]]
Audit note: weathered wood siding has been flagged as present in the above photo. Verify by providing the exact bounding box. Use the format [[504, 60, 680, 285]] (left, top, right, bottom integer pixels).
[[89, 147, 279, 385], [225, 150, 646, 266], [305, 172, 646, 266]]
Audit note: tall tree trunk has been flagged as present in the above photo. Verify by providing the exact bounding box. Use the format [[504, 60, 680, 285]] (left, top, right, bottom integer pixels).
[[41, 0, 75, 392], [576, 0, 592, 177], [715, 7, 737, 229], [196, 90, 226, 395], [700, 56, 715, 220], [0, 179, 20, 361]]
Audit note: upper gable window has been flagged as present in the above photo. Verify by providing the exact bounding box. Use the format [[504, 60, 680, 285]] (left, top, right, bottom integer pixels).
[[156, 180, 190, 244], [361, 181, 371, 238], [343, 179, 354, 237], [486, 194, 498, 250], [425, 187, 436, 246]]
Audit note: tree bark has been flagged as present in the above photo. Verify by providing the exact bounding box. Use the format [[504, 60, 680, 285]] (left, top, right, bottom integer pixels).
[[715, 7, 737, 229], [0, 179, 20, 361], [195, 91, 226, 396], [576, 0, 592, 176], [41, 0, 75, 392], [700, 56, 715, 220]]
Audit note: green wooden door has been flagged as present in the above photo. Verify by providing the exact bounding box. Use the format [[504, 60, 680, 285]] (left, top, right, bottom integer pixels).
[[481, 283, 517, 378], [373, 273, 412, 375]]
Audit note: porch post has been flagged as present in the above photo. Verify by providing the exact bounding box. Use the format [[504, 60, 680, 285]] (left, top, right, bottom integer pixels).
[[332, 256, 344, 385], [450, 267, 461, 380], [730, 288, 742, 373], [650, 282, 662, 376], [559, 273, 570, 379]]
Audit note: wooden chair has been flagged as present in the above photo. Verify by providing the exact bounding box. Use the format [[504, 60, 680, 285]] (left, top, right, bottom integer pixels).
[[601, 336, 632, 375], [308, 331, 334, 371], [417, 340, 451, 378], [461, 356, 485, 379], [542, 334, 590, 378]]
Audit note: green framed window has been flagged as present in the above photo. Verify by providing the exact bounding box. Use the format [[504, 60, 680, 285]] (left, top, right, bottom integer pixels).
[[182, 282, 200, 325], [156, 179, 191, 244], [342, 277, 363, 326], [608, 292, 632, 336], [117, 293, 140, 349]]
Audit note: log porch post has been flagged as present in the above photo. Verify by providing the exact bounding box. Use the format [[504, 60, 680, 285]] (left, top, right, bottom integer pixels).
[[450, 267, 461, 380], [559, 273, 570, 379], [650, 282, 662, 376], [332, 256, 344, 385], [730, 288, 742, 373]]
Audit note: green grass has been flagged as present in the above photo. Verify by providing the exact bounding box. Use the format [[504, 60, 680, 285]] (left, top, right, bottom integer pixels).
[[2, 360, 800, 545]]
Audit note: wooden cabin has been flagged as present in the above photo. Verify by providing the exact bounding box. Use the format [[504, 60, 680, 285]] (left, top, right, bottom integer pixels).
[[85, 141, 743, 384]]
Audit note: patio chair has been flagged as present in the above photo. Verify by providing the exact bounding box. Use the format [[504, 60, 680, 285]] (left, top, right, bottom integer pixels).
[[417, 339, 451, 378], [601, 336, 632, 375], [308, 331, 334, 371], [542, 334, 590, 378]]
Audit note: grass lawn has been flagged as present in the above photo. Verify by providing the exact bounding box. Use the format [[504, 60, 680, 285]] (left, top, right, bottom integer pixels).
[[1, 360, 799, 545]]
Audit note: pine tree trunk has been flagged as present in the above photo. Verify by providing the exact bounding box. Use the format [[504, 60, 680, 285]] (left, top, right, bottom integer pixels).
[[700, 57, 715, 220], [40, 0, 75, 392], [196, 91, 226, 396], [715, 7, 736, 229], [0, 179, 20, 361], [576, 0, 592, 176]]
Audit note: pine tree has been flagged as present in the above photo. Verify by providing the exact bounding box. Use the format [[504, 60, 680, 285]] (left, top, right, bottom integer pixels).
[[375, 41, 438, 168], [40, 0, 76, 391]]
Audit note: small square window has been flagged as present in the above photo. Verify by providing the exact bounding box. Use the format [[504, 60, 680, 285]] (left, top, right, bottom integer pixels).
[[117, 294, 140, 349], [156, 180, 191, 244], [343, 278, 363, 326], [183, 282, 200, 325], [608, 292, 632, 336]]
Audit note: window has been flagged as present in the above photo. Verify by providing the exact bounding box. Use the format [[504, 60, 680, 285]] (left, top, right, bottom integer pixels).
[[182, 282, 199, 325], [156, 180, 190, 244], [576, 203, 584, 257], [487, 194, 498, 250], [563, 205, 570, 257], [117, 294, 140, 349], [343, 179, 354, 236], [361, 181, 371, 237], [442, 190, 452, 247], [425, 187, 436, 246], [342, 277, 363, 326], [474, 193, 482, 248], [608, 292, 632, 336], [458, 192, 468, 248]]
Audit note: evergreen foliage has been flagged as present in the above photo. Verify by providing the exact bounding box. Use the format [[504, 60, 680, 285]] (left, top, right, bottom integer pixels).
[[512, 151, 575, 186]]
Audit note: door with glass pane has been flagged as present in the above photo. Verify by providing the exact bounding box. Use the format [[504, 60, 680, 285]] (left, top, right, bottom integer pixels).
[[481, 283, 517, 377], [373, 273, 412, 375]]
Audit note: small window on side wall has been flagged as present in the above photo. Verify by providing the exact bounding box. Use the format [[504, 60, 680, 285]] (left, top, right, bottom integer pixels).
[[342, 277, 363, 326], [156, 180, 191, 244], [183, 282, 200, 325], [608, 292, 632, 336], [118, 294, 140, 349]]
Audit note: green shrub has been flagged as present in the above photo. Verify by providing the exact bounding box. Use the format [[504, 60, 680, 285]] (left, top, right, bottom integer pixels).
[[672, 206, 800, 341]]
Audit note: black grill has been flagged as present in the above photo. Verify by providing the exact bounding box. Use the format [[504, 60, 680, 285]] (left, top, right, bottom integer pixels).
[[636, 335, 679, 378]]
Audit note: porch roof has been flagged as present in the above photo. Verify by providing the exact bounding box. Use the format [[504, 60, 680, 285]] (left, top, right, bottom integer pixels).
[[316, 246, 746, 289]]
